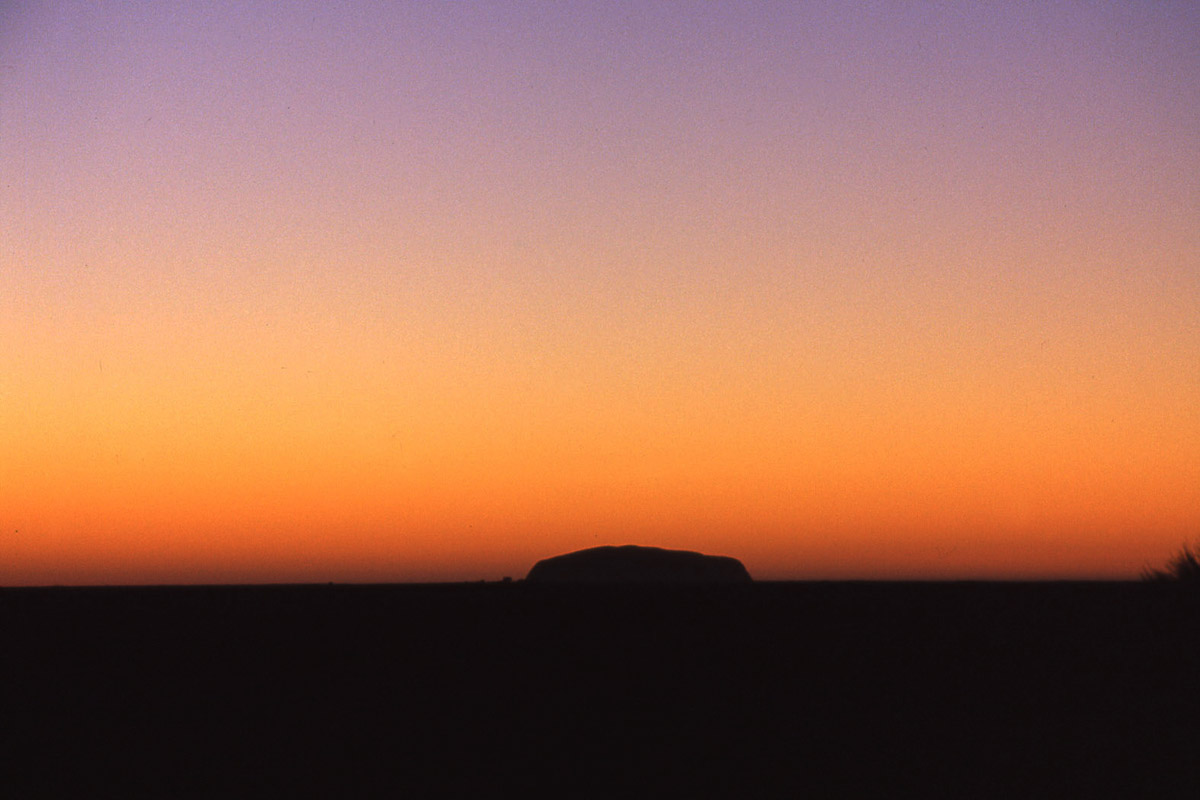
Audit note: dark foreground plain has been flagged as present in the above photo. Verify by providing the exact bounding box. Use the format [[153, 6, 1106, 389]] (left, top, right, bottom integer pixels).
[[5, 581, 1198, 796]]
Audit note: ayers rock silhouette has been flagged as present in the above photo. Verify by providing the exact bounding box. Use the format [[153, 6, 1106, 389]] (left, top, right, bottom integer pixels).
[[525, 545, 752, 584]]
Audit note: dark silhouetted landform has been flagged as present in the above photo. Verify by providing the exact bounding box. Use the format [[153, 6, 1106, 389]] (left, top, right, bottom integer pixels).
[[6, 581, 1198, 795], [525, 544, 752, 583]]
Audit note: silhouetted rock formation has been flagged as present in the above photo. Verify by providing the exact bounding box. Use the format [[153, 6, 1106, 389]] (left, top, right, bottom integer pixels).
[[525, 545, 752, 584]]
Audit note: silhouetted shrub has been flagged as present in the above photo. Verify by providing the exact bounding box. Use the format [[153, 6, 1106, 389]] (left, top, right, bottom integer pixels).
[[1143, 542, 1200, 583]]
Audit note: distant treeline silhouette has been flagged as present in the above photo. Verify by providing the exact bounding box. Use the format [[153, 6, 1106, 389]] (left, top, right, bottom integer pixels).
[[1144, 541, 1200, 583]]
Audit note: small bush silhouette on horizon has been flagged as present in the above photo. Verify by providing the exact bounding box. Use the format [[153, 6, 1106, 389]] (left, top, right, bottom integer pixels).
[[1143, 541, 1200, 583]]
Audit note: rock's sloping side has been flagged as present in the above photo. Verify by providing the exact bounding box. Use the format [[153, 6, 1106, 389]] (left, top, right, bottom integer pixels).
[[525, 545, 752, 584]]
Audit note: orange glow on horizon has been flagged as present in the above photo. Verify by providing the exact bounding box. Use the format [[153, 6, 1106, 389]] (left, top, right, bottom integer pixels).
[[3, 4, 1198, 584]]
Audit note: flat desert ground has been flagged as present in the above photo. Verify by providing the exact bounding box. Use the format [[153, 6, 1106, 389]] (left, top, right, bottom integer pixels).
[[5, 582, 1198, 796]]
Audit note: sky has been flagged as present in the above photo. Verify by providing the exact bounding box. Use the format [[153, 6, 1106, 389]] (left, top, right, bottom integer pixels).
[[2, 1, 1198, 584]]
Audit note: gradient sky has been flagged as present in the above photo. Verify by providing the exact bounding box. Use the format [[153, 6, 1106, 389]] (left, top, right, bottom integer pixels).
[[3, 1, 1198, 584]]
